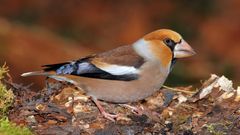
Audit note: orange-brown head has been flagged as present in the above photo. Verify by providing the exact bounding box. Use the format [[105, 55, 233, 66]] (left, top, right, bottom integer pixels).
[[133, 29, 196, 67]]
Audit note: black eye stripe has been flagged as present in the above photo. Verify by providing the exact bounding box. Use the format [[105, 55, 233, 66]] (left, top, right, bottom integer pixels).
[[163, 38, 176, 51], [177, 39, 182, 44]]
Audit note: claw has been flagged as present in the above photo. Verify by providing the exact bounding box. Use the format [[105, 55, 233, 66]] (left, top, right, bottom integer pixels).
[[91, 97, 119, 121], [120, 104, 144, 116], [101, 111, 119, 122]]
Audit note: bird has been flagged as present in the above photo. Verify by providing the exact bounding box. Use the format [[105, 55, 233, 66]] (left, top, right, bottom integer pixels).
[[21, 29, 196, 121]]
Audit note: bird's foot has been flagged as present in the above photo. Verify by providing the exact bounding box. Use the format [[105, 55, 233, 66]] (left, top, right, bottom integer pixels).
[[101, 111, 119, 122], [121, 104, 144, 116], [91, 97, 119, 121]]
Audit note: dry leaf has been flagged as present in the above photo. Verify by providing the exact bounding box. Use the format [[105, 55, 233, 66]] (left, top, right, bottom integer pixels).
[[234, 87, 240, 102], [215, 76, 234, 92], [199, 74, 219, 99]]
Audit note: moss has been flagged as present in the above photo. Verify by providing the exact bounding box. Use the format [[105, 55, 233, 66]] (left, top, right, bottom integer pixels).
[[0, 63, 9, 80], [205, 123, 226, 135], [0, 117, 33, 135], [0, 64, 14, 115], [0, 64, 33, 135]]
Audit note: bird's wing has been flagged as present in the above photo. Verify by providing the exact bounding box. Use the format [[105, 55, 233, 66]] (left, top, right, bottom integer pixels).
[[42, 45, 145, 81]]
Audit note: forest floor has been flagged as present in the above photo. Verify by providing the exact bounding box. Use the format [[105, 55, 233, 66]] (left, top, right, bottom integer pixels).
[[4, 74, 240, 135]]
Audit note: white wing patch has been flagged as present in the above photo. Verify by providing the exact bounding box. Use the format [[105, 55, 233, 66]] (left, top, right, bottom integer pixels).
[[98, 65, 139, 75]]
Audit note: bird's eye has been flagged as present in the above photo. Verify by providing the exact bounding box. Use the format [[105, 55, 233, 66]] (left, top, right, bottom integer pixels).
[[165, 39, 171, 44], [163, 38, 176, 46]]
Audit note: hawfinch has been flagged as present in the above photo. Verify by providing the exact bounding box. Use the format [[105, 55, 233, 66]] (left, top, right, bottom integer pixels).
[[22, 29, 196, 121]]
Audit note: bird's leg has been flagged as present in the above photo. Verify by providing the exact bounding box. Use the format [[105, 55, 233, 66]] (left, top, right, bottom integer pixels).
[[91, 97, 119, 122], [120, 104, 144, 116], [42, 77, 53, 102], [45, 76, 51, 91]]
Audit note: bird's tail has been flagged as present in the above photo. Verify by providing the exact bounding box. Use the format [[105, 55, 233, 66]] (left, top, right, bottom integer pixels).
[[21, 71, 53, 77], [22, 71, 78, 85]]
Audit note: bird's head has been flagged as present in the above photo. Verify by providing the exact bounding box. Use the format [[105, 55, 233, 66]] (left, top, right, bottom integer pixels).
[[144, 29, 196, 59], [133, 29, 196, 67]]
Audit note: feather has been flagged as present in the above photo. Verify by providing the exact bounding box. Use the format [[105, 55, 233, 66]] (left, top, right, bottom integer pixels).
[[22, 45, 145, 81], [21, 71, 52, 77]]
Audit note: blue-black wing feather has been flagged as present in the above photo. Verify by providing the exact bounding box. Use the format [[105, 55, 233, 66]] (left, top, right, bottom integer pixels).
[[42, 57, 138, 81], [42, 45, 145, 81]]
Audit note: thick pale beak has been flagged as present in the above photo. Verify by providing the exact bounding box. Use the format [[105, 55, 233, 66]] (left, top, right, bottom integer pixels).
[[174, 39, 196, 58]]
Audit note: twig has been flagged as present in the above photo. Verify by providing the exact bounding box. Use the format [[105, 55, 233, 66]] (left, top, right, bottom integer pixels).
[[162, 85, 196, 94], [4, 79, 33, 91]]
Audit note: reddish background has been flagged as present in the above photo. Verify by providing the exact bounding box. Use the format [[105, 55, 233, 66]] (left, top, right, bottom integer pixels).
[[0, 0, 239, 88]]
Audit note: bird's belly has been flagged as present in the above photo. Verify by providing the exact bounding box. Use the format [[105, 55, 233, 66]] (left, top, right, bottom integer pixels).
[[76, 67, 169, 103], [83, 79, 164, 103]]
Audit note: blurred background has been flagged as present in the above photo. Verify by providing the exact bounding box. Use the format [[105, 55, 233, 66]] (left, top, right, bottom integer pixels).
[[0, 0, 239, 89]]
